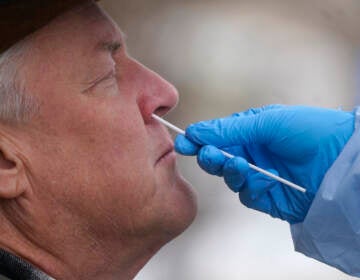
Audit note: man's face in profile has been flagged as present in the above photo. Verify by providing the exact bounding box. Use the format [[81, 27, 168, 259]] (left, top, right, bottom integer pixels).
[[13, 1, 197, 254]]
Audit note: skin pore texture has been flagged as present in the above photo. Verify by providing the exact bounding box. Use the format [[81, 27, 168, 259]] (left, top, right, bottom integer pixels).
[[0, 1, 197, 279]]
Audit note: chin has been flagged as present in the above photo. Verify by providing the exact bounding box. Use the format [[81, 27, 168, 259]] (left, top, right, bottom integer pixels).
[[151, 159, 197, 240], [162, 172, 198, 239]]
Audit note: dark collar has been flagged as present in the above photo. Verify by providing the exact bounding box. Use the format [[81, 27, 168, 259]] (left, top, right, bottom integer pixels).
[[0, 249, 52, 280]]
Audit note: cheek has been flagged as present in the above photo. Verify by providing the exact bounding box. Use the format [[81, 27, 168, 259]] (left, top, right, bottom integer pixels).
[[28, 89, 167, 231], [63, 94, 147, 161], [30, 114, 158, 235], [71, 103, 156, 204]]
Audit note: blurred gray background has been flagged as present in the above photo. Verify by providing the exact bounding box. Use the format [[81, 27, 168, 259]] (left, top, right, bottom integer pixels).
[[100, 0, 360, 279]]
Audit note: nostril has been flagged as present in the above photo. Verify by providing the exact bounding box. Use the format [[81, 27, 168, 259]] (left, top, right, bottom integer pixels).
[[0, 151, 15, 169], [154, 106, 170, 117]]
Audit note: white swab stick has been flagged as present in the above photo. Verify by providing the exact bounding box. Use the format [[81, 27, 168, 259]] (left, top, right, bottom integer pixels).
[[152, 114, 306, 193]]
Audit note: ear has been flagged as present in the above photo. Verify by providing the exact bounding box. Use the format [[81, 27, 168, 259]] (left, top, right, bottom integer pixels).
[[0, 141, 26, 199]]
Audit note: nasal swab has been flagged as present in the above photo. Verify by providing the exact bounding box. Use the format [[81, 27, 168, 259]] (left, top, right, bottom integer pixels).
[[152, 114, 306, 193]]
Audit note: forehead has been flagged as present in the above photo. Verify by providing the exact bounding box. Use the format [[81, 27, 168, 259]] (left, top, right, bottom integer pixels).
[[34, 2, 121, 55], [22, 2, 123, 98]]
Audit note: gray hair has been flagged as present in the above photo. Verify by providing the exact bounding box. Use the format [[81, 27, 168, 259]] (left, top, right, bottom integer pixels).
[[0, 37, 39, 124]]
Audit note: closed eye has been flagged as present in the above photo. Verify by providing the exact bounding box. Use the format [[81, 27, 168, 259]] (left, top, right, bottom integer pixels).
[[82, 69, 116, 93]]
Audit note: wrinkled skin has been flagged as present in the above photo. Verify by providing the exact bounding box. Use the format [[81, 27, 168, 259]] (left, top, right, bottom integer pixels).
[[0, 2, 197, 279]]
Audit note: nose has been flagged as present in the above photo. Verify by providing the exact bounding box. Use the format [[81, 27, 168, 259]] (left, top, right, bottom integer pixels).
[[130, 59, 179, 123]]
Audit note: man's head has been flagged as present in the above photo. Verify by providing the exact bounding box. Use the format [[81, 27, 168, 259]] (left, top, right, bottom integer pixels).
[[0, 1, 197, 278]]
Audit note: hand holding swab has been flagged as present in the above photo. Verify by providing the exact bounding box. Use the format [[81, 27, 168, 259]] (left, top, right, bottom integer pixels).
[[152, 114, 306, 193]]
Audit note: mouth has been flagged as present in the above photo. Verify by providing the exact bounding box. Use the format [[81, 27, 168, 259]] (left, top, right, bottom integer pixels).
[[155, 145, 176, 165]]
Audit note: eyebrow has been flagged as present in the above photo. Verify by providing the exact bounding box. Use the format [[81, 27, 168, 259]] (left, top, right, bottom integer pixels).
[[98, 31, 127, 54], [101, 41, 122, 53]]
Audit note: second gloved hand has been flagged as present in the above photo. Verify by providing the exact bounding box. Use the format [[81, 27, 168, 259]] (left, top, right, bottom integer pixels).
[[175, 105, 355, 224]]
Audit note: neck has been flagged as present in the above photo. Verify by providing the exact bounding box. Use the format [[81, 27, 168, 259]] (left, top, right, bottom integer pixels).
[[0, 199, 166, 280]]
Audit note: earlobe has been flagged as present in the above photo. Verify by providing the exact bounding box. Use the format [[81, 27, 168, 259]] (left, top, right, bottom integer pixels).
[[0, 146, 26, 199]]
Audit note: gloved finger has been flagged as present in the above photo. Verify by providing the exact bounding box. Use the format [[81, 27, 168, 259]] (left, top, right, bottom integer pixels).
[[266, 184, 298, 223], [197, 145, 227, 176], [174, 134, 200, 156], [238, 169, 281, 218], [222, 145, 249, 158], [185, 112, 275, 148], [223, 157, 250, 193], [244, 169, 280, 200], [222, 144, 275, 168], [230, 104, 287, 118]]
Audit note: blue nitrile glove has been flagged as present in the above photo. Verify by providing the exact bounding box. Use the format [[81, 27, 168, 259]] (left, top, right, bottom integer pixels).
[[175, 105, 355, 224]]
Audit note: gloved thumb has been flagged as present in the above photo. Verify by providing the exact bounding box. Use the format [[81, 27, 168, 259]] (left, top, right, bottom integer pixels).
[[185, 115, 267, 148]]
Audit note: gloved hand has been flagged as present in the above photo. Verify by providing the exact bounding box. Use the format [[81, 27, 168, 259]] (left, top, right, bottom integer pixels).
[[175, 105, 355, 224]]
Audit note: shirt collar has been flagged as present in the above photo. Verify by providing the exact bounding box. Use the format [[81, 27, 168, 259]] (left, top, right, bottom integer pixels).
[[0, 248, 54, 280]]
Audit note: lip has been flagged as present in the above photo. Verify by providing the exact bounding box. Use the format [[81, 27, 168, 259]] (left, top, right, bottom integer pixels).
[[155, 144, 176, 165]]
